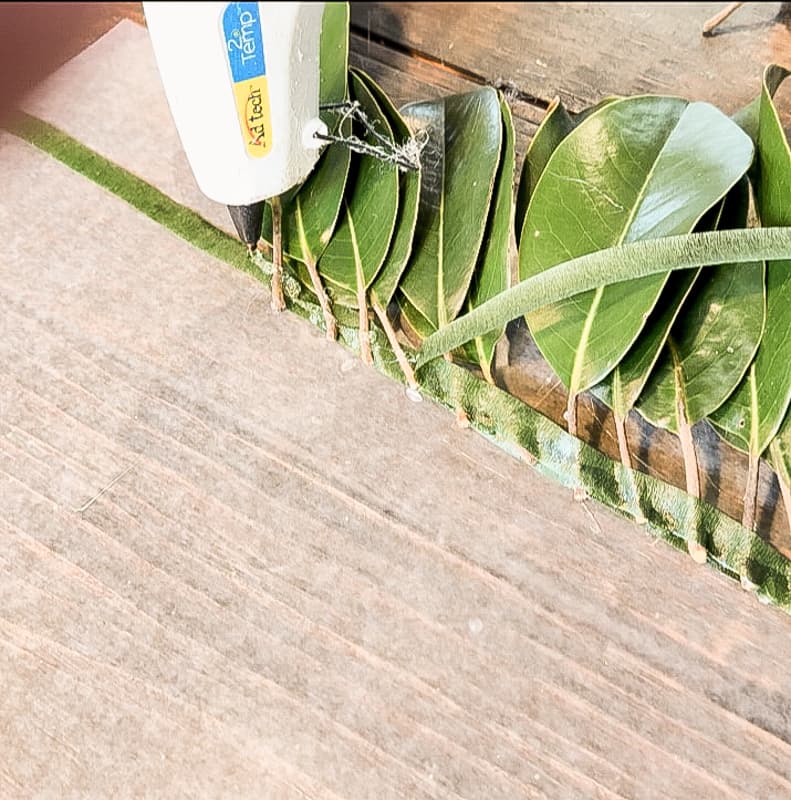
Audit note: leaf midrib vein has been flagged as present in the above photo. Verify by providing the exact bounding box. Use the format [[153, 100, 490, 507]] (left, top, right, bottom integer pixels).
[[567, 108, 685, 395]]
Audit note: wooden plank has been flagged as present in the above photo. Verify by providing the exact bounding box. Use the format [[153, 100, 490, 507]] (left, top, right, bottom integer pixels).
[[348, 33, 545, 143], [2, 20, 791, 798], [4, 125, 791, 800], [351, 2, 791, 120]]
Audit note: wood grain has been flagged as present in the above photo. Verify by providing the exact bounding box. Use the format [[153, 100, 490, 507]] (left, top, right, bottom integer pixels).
[[2, 14, 791, 800], [350, 2, 791, 122], [4, 124, 791, 799]]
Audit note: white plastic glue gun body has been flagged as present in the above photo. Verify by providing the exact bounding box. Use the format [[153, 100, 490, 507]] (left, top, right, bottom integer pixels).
[[143, 2, 327, 246]]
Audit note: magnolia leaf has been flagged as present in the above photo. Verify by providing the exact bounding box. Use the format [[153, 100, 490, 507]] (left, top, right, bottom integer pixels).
[[349, 70, 422, 387], [320, 2, 350, 109], [260, 1, 351, 264], [455, 94, 516, 382], [632, 182, 763, 551], [596, 194, 751, 423], [415, 227, 791, 368], [261, 141, 351, 266], [514, 97, 575, 244], [591, 194, 739, 421], [709, 65, 791, 458], [399, 292, 437, 343], [317, 69, 399, 305], [519, 98, 754, 402], [398, 87, 502, 333], [769, 414, 791, 529], [592, 270, 700, 418], [731, 63, 789, 142], [364, 74, 421, 311], [637, 231, 764, 431], [514, 97, 622, 242]]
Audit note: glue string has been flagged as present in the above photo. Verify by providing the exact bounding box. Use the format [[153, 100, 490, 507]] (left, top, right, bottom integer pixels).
[[316, 100, 427, 172]]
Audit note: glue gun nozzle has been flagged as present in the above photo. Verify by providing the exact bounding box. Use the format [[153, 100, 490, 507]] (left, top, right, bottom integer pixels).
[[227, 201, 266, 249]]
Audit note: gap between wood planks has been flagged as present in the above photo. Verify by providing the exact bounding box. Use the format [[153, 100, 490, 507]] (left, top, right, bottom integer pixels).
[[349, 20, 552, 111]]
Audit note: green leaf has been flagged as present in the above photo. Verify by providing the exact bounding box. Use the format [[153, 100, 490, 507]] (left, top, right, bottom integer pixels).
[[363, 75, 421, 310], [731, 64, 788, 142], [455, 94, 516, 382], [260, 140, 352, 266], [592, 269, 701, 419], [416, 227, 791, 368], [398, 87, 503, 332], [637, 191, 764, 431], [593, 177, 763, 424], [515, 96, 620, 242], [592, 194, 742, 419], [317, 69, 399, 307], [398, 292, 437, 343], [771, 421, 791, 477], [514, 97, 575, 244], [260, 2, 351, 266], [320, 2, 350, 108], [709, 65, 791, 457], [520, 98, 754, 399]]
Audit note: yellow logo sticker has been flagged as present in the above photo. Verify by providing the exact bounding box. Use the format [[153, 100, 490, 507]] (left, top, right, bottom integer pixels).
[[233, 78, 272, 156]]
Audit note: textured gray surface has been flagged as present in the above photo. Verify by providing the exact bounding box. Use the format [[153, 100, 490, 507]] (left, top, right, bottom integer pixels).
[[21, 19, 233, 236], [2, 19, 791, 800]]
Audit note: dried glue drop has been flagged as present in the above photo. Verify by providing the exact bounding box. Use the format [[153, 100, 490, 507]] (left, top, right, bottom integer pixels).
[[405, 386, 422, 403]]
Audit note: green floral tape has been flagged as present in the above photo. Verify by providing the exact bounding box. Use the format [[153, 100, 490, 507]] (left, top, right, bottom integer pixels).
[[10, 113, 791, 613]]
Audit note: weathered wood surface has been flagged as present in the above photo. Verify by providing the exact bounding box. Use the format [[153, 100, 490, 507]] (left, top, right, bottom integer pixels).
[[2, 12, 791, 800], [350, 2, 791, 121]]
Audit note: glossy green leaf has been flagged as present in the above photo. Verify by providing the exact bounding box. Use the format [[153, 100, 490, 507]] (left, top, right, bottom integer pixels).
[[317, 69, 399, 307], [519, 98, 754, 399], [263, 137, 351, 256], [709, 65, 791, 457], [592, 269, 701, 418], [416, 227, 791, 368], [515, 97, 620, 242], [637, 196, 764, 431], [514, 97, 575, 244], [398, 87, 502, 332], [320, 2, 350, 108], [591, 190, 745, 420], [771, 421, 791, 479], [455, 94, 516, 382], [363, 74, 421, 310], [260, 2, 351, 265], [260, 143, 351, 266], [593, 178, 763, 420], [399, 292, 437, 343]]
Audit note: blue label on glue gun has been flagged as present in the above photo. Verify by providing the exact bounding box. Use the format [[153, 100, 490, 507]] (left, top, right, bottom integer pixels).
[[222, 2, 272, 157]]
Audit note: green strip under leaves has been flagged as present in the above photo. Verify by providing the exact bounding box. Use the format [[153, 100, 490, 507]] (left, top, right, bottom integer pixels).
[[7, 112, 252, 277], [9, 113, 791, 615]]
